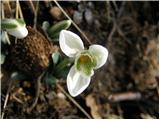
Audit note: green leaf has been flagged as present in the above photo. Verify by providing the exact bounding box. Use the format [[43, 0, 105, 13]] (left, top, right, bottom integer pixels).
[[16, 19, 25, 26], [42, 21, 50, 32], [55, 67, 70, 78], [1, 18, 26, 30], [47, 20, 72, 39], [1, 23, 17, 30], [52, 52, 60, 65], [0, 53, 5, 65], [56, 58, 73, 72], [44, 73, 57, 86]]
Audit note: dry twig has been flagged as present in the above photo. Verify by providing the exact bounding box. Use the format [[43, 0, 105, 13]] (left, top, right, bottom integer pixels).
[[16, 0, 19, 18], [33, 1, 39, 29], [26, 71, 45, 112], [1, 79, 13, 119], [57, 84, 92, 119], [17, 0, 24, 20], [29, 0, 36, 13], [1, 1, 11, 45], [108, 92, 142, 102]]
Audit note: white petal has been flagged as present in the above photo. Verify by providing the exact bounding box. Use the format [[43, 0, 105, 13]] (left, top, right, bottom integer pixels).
[[89, 44, 108, 69], [7, 26, 28, 39], [59, 30, 84, 58], [67, 66, 91, 97], [2, 19, 28, 39]]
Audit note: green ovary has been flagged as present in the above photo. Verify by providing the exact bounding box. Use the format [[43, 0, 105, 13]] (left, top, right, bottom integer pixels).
[[75, 52, 96, 76]]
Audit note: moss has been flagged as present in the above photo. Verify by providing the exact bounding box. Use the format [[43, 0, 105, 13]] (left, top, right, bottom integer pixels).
[[8, 26, 58, 78]]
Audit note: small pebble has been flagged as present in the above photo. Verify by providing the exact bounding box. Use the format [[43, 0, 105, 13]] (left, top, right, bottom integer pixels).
[[84, 9, 93, 25], [57, 92, 66, 99], [50, 6, 63, 20], [78, 4, 85, 12], [87, 2, 94, 9], [94, 19, 101, 29], [73, 11, 83, 24]]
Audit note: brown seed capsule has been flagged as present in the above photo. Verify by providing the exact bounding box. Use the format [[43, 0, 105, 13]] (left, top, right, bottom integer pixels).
[[8, 26, 58, 78]]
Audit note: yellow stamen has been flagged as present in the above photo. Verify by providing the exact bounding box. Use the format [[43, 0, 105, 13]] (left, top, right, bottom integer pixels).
[[79, 55, 90, 64]]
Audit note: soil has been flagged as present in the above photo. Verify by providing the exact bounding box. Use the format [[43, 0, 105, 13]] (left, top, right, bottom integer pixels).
[[1, 1, 159, 119]]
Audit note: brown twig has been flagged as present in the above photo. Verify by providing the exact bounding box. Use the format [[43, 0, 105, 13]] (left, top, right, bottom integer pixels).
[[106, 1, 111, 22], [57, 83, 92, 119], [53, 0, 92, 45], [26, 71, 45, 112], [107, 20, 117, 47], [108, 92, 142, 102], [28, 0, 39, 29], [12, 94, 24, 104], [112, 1, 119, 12], [117, 103, 123, 117], [117, 1, 126, 18]]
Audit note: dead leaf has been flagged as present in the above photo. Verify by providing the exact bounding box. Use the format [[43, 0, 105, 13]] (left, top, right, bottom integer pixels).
[[86, 94, 102, 119]]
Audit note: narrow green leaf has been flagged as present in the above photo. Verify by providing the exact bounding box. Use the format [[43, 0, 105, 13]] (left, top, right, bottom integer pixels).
[[55, 67, 70, 78], [0, 54, 5, 65], [1, 23, 17, 30], [42, 21, 50, 31], [56, 58, 72, 71], [1, 18, 25, 30], [44, 73, 57, 85], [52, 52, 60, 65], [16, 19, 25, 26], [47, 20, 72, 39]]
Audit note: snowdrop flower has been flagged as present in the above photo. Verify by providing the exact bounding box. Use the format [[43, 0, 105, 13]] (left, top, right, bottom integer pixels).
[[1, 18, 28, 39], [59, 30, 108, 97]]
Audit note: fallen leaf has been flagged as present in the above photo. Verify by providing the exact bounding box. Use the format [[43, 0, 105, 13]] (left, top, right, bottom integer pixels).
[[86, 94, 102, 119]]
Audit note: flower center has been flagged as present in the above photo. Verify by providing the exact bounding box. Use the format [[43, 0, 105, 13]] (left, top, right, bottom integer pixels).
[[79, 55, 91, 64], [75, 52, 96, 76]]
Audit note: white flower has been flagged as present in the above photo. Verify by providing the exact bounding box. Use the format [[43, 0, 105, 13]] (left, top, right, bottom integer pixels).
[[1, 19, 28, 39], [59, 30, 108, 97]]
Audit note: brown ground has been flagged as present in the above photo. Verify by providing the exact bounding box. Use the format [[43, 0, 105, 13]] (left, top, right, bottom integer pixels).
[[1, 1, 159, 119]]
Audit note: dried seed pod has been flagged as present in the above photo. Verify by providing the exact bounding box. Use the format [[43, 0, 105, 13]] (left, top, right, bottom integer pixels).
[[8, 26, 58, 78]]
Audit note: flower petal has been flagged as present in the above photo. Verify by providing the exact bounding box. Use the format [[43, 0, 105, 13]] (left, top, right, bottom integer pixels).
[[59, 30, 84, 57], [7, 26, 28, 39], [67, 66, 91, 97], [89, 44, 108, 69], [2, 19, 28, 39]]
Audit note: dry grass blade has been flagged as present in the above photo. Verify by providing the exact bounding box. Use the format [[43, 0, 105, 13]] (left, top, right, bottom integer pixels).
[[29, 0, 36, 14], [108, 92, 142, 102], [2, 1, 11, 45], [33, 1, 39, 29], [57, 84, 92, 119], [17, 0, 24, 20], [28, 0, 39, 29], [1, 79, 13, 119], [53, 0, 92, 45], [16, 0, 19, 18], [5, 0, 12, 14]]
